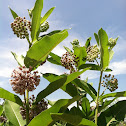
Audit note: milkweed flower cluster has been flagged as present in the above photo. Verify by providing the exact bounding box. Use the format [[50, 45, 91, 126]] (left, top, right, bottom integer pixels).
[[20, 95, 48, 121], [10, 66, 40, 95], [101, 74, 118, 92], [86, 44, 100, 62], [11, 16, 31, 39], [61, 52, 79, 73]]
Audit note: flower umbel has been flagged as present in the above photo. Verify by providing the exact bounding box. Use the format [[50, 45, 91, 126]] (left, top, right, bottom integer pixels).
[[10, 66, 40, 95], [11, 17, 31, 39], [86, 44, 100, 62], [101, 74, 118, 92], [20, 95, 48, 121]]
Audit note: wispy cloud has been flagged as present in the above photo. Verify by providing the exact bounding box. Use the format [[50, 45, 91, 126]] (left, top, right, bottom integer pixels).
[[109, 60, 126, 75]]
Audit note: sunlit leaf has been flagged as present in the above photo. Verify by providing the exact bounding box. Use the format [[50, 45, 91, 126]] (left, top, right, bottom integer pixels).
[[31, 0, 43, 42], [9, 6, 18, 19], [24, 30, 68, 69], [28, 97, 81, 126], [0, 88, 22, 106], [98, 28, 109, 70], [11, 52, 24, 66], [40, 7, 55, 24], [4, 100, 25, 126]]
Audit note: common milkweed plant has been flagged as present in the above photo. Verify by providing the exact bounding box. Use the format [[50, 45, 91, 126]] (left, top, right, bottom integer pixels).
[[0, 0, 126, 126]]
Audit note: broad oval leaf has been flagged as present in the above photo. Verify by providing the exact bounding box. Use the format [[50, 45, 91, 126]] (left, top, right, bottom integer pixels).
[[79, 64, 112, 72], [0, 88, 22, 106], [28, 97, 81, 126], [36, 68, 89, 103], [98, 100, 126, 126], [40, 7, 55, 24], [11, 52, 25, 66], [31, 0, 43, 42], [24, 29, 68, 69], [98, 28, 109, 70], [4, 100, 25, 126], [100, 91, 126, 101], [36, 76, 67, 103], [43, 73, 78, 97], [9, 6, 18, 19], [47, 52, 62, 66], [51, 113, 97, 126]]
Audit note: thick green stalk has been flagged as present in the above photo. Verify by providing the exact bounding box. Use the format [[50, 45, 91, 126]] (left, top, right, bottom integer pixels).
[[95, 70, 103, 125], [26, 89, 29, 125]]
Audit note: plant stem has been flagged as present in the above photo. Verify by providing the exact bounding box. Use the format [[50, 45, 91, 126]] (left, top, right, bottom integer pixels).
[[26, 89, 29, 125], [95, 70, 103, 125], [26, 36, 32, 48]]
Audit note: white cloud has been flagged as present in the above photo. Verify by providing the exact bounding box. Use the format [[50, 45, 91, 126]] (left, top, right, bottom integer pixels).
[[109, 60, 126, 75], [37, 61, 66, 75], [81, 70, 99, 80]]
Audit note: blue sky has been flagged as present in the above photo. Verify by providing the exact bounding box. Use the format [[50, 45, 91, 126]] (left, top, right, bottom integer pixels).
[[0, 0, 126, 102]]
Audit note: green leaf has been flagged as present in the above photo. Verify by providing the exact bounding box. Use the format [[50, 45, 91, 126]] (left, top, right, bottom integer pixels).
[[64, 68, 90, 86], [85, 37, 91, 48], [36, 76, 67, 103], [31, 0, 43, 42], [43, 73, 78, 97], [98, 100, 126, 126], [37, 68, 89, 102], [40, 7, 55, 24], [11, 52, 25, 66], [28, 97, 81, 126], [98, 28, 109, 70], [47, 99, 57, 106], [72, 79, 96, 100], [63, 46, 73, 54], [69, 106, 84, 118], [25, 30, 68, 69], [94, 33, 99, 46], [100, 91, 126, 101], [0, 88, 22, 106], [47, 52, 62, 66], [74, 46, 87, 67], [51, 113, 97, 126], [79, 64, 112, 72], [9, 6, 18, 19], [4, 100, 25, 126], [0, 105, 3, 116], [81, 97, 91, 118], [109, 50, 114, 63], [38, 30, 61, 40], [99, 98, 117, 113]]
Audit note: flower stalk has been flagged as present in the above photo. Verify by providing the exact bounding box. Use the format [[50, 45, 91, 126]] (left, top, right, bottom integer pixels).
[[26, 89, 29, 125], [95, 70, 103, 125]]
